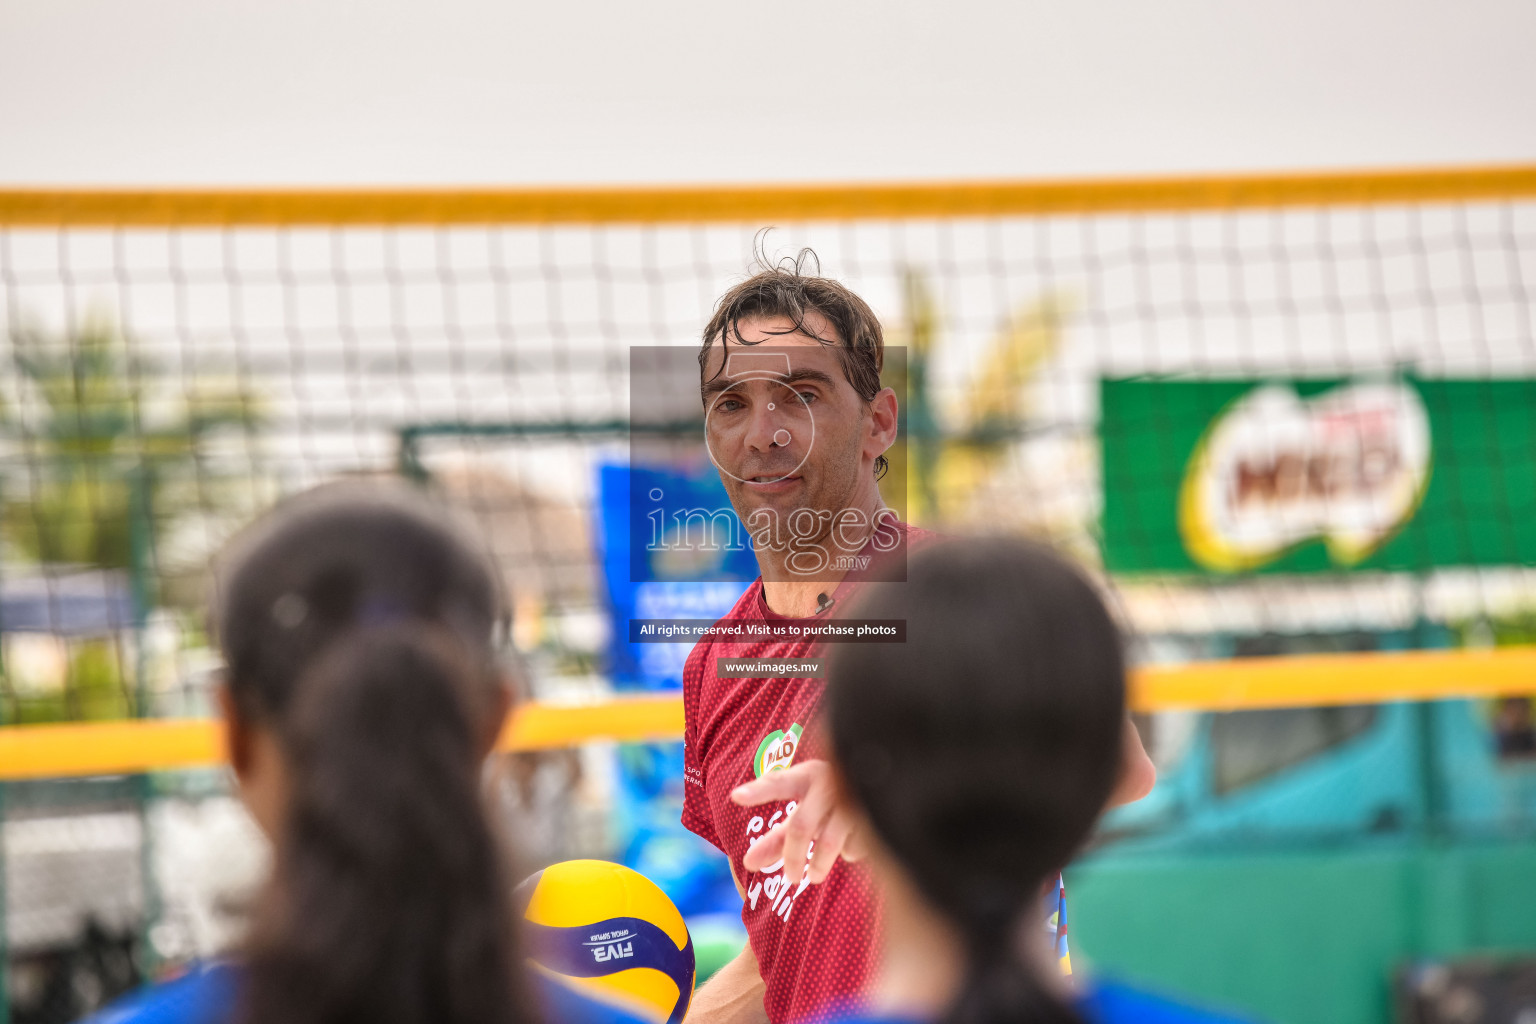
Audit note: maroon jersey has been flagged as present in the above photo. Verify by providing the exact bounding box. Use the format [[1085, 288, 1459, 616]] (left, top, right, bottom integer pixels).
[[681, 522, 932, 1024]]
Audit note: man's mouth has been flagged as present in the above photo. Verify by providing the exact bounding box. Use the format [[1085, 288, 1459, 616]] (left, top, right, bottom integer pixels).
[[742, 474, 802, 490]]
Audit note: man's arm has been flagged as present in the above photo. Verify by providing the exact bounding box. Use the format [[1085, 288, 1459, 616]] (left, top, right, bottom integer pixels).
[[733, 717, 1157, 883], [685, 869, 768, 1024], [687, 941, 767, 1024]]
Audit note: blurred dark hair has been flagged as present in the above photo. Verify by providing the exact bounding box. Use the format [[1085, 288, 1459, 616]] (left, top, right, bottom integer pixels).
[[701, 244, 889, 479], [214, 481, 533, 1024], [827, 538, 1125, 1024]]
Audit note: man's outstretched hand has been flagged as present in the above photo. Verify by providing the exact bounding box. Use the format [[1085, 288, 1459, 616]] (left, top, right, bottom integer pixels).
[[730, 760, 865, 887], [728, 718, 1155, 888]]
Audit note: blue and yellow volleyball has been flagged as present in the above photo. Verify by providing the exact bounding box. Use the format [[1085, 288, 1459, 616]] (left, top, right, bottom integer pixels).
[[518, 859, 696, 1024]]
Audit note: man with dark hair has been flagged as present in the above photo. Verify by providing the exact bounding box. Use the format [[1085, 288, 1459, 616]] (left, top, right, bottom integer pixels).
[[679, 257, 1156, 1024]]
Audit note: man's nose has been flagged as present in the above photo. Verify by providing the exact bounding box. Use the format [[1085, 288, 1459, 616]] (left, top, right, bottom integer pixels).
[[744, 397, 793, 452]]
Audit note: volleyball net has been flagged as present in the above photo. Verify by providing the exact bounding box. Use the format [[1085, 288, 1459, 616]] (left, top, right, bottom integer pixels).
[[1, 167, 1535, 1018], [3, 170, 1535, 718]]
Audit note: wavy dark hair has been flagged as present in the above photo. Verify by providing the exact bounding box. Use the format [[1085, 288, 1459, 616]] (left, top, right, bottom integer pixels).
[[701, 243, 889, 479], [213, 482, 534, 1024], [827, 538, 1125, 1024]]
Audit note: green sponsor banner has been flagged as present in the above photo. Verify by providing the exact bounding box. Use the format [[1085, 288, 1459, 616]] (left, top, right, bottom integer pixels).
[[1101, 378, 1536, 575]]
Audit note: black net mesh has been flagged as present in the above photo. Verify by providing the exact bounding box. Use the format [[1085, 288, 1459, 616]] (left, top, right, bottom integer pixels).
[[0, 197, 1533, 1018]]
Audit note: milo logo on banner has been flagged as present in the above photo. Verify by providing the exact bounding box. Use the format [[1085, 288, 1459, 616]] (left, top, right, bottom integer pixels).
[[753, 724, 804, 778], [1177, 381, 1431, 572]]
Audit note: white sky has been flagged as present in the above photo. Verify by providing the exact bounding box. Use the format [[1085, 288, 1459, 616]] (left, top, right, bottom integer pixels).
[[2, 0, 1534, 186]]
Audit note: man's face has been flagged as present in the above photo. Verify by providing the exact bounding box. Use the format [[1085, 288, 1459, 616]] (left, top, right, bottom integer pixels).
[[700, 312, 870, 526]]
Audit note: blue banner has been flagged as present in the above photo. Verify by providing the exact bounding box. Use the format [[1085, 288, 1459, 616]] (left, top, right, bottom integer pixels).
[[596, 461, 755, 917]]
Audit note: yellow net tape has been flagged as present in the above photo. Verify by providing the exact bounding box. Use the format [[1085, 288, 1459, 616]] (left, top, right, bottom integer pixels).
[[5, 648, 1535, 780], [1, 166, 1534, 225]]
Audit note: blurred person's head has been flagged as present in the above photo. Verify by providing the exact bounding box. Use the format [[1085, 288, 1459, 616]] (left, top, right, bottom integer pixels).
[[212, 480, 530, 1024], [825, 538, 1125, 1024], [1497, 696, 1533, 729], [699, 251, 899, 558]]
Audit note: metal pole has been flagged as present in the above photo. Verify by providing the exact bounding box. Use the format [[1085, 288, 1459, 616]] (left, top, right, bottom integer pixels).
[[128, 469, 160, 980], [1410, 573, 1446, 839], [0, 453, 10, 1022], [0, 780, 10, 1024]]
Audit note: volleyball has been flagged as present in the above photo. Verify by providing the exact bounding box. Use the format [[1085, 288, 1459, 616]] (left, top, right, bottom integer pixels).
[[518, 859, 696, 1024]]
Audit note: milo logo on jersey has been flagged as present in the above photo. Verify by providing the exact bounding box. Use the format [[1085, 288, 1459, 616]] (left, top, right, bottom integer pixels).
[[753, 724, 804, 778]]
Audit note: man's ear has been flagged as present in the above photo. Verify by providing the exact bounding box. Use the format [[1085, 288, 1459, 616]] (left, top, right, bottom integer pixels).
[[865, 386, 900, 459], [217, 682, 253, 783]]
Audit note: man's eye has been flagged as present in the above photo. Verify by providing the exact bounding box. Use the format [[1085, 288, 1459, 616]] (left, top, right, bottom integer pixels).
[[718, 398, 744, 412], [796, 391, 817, 405]]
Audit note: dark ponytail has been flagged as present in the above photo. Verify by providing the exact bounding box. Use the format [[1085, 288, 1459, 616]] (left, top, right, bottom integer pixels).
[[943, 952, 1082, 1024], [827, 538, 1126, 1024], [214, 482, 534, 1024]]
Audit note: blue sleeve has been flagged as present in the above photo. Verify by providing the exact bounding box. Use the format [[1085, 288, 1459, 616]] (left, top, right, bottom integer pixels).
[[80, 963, 237, 1024], [821, 989, 1258, 1024], [1080, 979, 1261, 1024], [87, 963, 655, 1024]]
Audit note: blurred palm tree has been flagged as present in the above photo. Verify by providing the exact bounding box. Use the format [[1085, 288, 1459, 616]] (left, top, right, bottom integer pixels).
[[885, 268, 1071, 530], [0, 315, 263, 604]]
